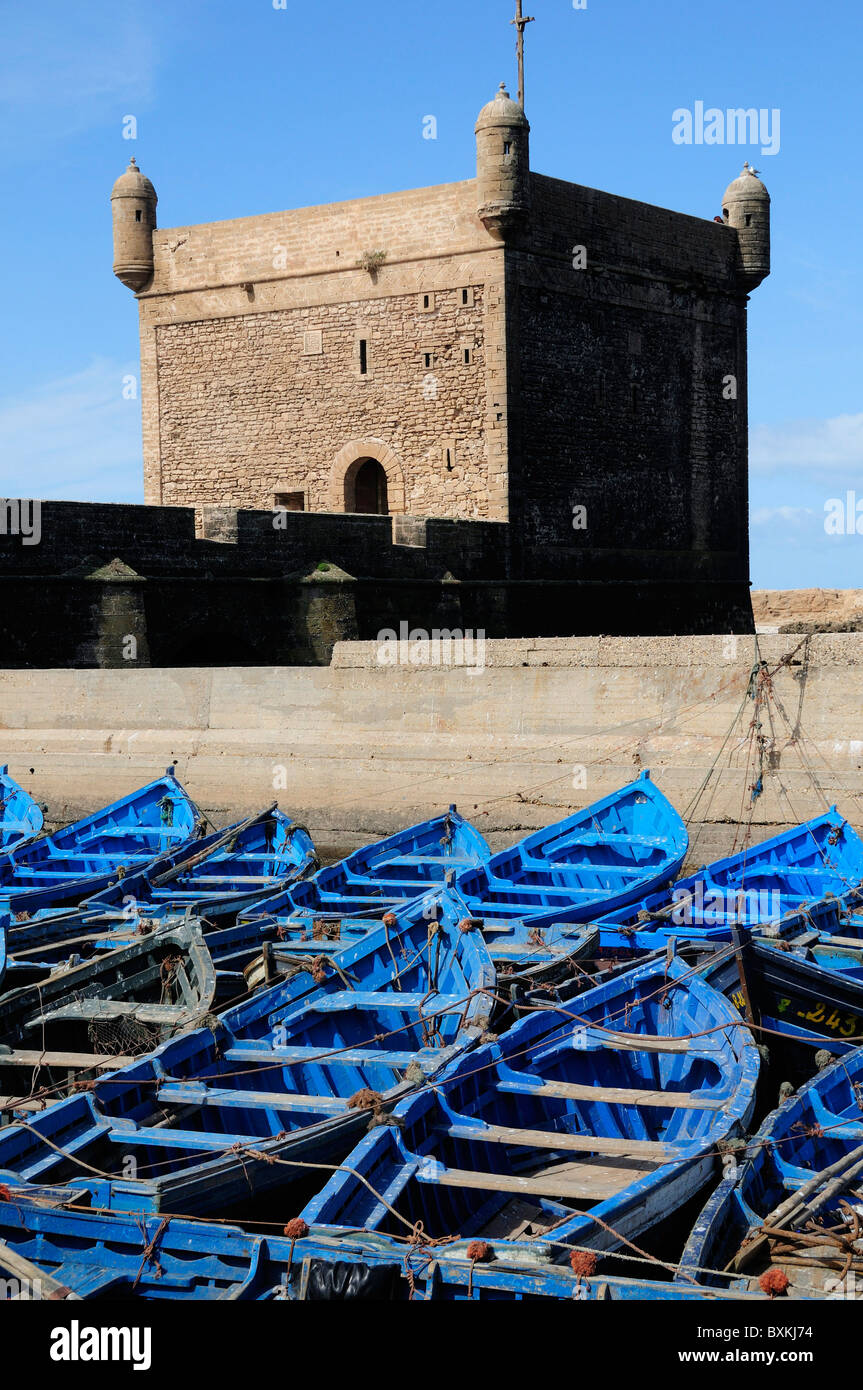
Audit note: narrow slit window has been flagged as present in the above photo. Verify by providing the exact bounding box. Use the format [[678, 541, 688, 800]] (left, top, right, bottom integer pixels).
[[135, 209, 142, 222], [424, 352, 433, 369], [503, 141, 512, 156], [423, 294, 431, 309], [359, 339, 368, 375], [464, 348, 472, 365], [462, 289, 469, 305]]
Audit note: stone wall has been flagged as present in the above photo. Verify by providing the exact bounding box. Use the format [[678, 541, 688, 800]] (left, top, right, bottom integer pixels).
[[138, 180, 507, 514], [153, 285, 489, 516], [507, 175, 749, 587], [0, 502, 513, 668], [1, 635, 859, 866], [136, 171, 753, 614]]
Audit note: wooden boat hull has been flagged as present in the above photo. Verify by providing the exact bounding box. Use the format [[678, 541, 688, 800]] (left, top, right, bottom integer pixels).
[[83, 805, 317, 919], [452, 771, 688, 946], [0, 924, 218, 1112], [3, 807, 318, 973], [0, 765, 42, 853], [301, 952, 759, 1261], [0, 890, 495, 1216], [596, 809, 863, 943], [0, 1195, 781, 1300], [699, 933, 863, 1057], [678, 1046, 863, 1297], [239, 807, 490, 937], [0, 769, 204, 916]]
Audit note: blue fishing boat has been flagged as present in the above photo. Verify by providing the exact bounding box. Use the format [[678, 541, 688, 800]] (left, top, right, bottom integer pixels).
[[697, 928, 863, 1059], [677, 1045, 863, 1298], [299, 952, 758, 1261], [0, 1191, 783, 1300], [238, 807, 490, 942], [0, 769, 204, 917], [0, 889, 495, 1215], [0, 924, 218, 1112], [3, 805, 318, 976], [83, 804, 317, 919], [596, 809, 863, 950], [450, 772, 688, 958], [0, 766, 43, 853]]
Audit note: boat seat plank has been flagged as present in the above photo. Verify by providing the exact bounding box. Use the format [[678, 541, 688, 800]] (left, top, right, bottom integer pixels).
[[165, 875, 281, 887], [104, 1126, 276, 1151], [384, 855, 478, 868], [487, 940, 587, 955], [444, 1121, 682, 1161], [427, 1162, 655, 1203], [223, 1044, 432, 1067], [0, 1243, 82, 1300], [0, 1048, 135, 1069], [592, 1031, 696, 1055], [25, 1002, 187, 1028], [309, 991, 464, 1012], [497, 1077, 725, 1110], [155, 1082, 347, 1114]]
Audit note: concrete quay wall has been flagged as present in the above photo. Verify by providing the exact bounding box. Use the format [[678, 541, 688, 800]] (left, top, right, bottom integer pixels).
[[1, 634, 860, 865]]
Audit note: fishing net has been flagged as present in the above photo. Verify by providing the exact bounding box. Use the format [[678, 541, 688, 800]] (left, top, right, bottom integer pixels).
[[86, 1013, 162, 1058]]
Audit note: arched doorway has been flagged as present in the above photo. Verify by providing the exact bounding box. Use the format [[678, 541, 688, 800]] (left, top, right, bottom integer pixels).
[[345, 457, 389, 514]]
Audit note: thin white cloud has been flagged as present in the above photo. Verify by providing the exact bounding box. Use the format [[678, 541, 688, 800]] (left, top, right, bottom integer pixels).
[[0, 8, 158, 155], [0, 359, 144, 502], [751, 505, 816, 527], [751, 414, 863, 474]]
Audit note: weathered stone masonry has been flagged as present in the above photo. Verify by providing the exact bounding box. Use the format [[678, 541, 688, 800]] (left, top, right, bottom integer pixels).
[[112, 84, 769, 637], [0, 83, 762, 663], [154, 285, 489, 517]]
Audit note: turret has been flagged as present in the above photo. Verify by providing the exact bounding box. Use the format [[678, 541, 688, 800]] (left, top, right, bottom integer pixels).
[[722, 162, 770, 291], [111, 157, 157, 292], [475, 83, 530, 240]]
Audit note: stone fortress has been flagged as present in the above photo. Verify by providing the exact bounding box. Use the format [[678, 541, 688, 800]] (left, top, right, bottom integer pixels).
[[0, 47, 772, 669], [109, 74, 770, 636]]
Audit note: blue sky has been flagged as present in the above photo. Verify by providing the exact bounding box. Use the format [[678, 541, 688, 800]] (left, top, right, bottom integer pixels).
[[0, 0, 860, 590]]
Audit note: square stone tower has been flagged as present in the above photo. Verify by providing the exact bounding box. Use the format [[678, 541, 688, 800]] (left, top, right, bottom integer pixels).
[[112, 86, 768, 624]]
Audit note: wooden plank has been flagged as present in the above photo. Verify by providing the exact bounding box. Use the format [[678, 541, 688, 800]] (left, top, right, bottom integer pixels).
[[499, 1078, 723, 1110], [816, 934, 863, 951], [595, 1031, 693, 1054], [445, 1121, 682, 1161], [0, 1095, 49, 1113], [224, 1044, 425, 1067], [431, 1162, 651, 1202], [488, 940, 585, 956], [0, 1048, 135, 1070], [0, 1242, 81, 1300], [156, 1082, 348, 1113]]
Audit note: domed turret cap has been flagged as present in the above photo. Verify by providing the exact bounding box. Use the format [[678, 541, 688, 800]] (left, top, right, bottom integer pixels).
[[476, 83, 530, 132], [723, 162, 769, 204], [111, 157, 157, 202]]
